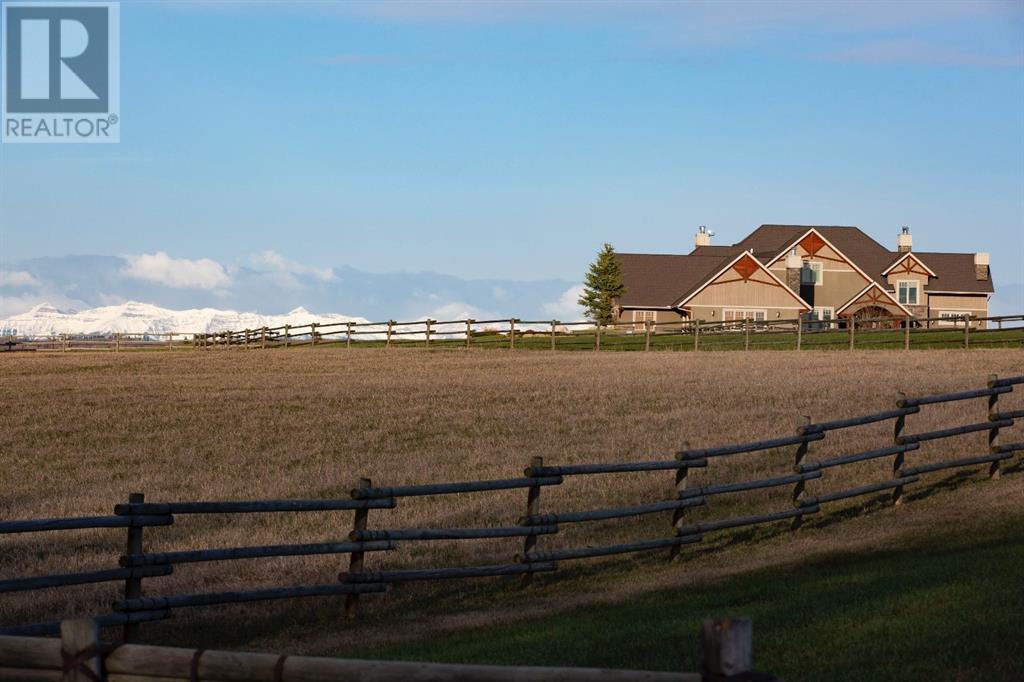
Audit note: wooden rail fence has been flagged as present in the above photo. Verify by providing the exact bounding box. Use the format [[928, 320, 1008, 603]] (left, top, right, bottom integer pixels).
[[1, 376, 1021, 641], [0, 615, 766, 681], [3, 313, 1022, 353]]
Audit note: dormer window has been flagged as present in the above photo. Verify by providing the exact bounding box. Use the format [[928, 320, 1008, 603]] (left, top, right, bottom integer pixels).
[[801, 261, 823, 286], [897, 280, 919, 305]]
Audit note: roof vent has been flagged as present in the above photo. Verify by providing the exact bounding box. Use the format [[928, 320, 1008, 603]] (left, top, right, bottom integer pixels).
[[897, 225, 912, 253]]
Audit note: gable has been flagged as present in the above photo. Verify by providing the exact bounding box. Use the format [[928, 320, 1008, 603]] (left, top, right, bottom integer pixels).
[[836, 282, 911, 317], [882, 252, 936, 278], [678, 253, 810, 310]]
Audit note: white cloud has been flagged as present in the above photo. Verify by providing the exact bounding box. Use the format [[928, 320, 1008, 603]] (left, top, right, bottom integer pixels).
[[0, 270, 41, 288], [121, 252, 230, 290], [251, 250, 336, 283], [542, 284, 586, 321]]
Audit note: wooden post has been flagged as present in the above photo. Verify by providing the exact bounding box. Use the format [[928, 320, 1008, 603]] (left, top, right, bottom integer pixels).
[[61, 618, 102, 682], [311, 322, 318, 346], [509, 319, 516, 350], [849, 318, 855, 351], [115, 333, 120, 353], [168, 332, 175, 351], [62, 334, 67, 352], [466, 319, 474, 349], [123, 492, 145, 642], [693, 320, 700, 351], [261, 327, 267, 349], [669, 441, 690, 562], [963, 316, 970, 349], [988, 374, 1002, 479], [425, 319, 432, 348], [551, 320, 557, 351], [345, 478, 371, 619], [745, 318, 751, 352], [795, 316, 801, 351], [702, 618, 753, 679], [284, 324, 290, 348], [904, 316, 911, 350], [791, 416, 811, 530], [521, 457, 543, 586], [595, 323, 601, 351], [346, 321, 353, 349], [893, 392, 907, 506], [386, 321, 393, 348], [644, 320, 652, 352]]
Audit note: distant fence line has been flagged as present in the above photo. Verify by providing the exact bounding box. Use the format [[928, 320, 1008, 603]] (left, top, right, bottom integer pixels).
[[3, 312, 1024, 353], [1, 375, 1021, 641]]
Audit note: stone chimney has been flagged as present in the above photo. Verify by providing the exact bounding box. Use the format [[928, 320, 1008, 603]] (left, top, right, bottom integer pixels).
[[975, 252, 989, 281], [897, 226, 912, 253], [694, 225, 712, 248], [785, 248, 801, 292]]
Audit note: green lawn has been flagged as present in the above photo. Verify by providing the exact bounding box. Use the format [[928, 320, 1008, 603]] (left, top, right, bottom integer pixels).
[[351, 518, 1024, 681]]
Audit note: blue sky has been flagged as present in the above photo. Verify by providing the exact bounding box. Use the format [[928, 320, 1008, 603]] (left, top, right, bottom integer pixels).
[[1, 0, 1022, 316]]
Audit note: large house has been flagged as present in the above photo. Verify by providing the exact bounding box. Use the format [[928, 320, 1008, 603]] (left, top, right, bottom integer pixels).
[[614, 225, 992, 327]]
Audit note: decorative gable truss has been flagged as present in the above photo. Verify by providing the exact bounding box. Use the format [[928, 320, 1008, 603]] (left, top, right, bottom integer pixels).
[[881, 252, 937, 279], [766, 228, 873, 284], [835, 282, 912, 318]]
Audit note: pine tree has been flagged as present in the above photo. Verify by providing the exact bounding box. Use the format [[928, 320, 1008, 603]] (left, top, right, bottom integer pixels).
[[578, 243, 626, 324]]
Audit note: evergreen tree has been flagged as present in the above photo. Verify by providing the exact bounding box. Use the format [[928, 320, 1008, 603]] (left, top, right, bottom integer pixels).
[[578, 243, 626, 324]]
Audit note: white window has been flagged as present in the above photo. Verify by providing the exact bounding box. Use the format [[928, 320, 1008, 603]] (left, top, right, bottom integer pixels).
[[723, 309, 766, 322], [812, 307, 833, 321], [801, 261, 823, 286], [632, 310, 656, 322], [897, 280, 919, 305]]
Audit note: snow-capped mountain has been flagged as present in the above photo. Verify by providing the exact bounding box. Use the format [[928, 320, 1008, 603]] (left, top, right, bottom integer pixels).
[[0, 302, 371, 338]]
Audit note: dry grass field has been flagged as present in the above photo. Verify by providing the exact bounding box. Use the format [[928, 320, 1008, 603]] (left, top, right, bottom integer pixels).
[[1, 347, 1022, 655]]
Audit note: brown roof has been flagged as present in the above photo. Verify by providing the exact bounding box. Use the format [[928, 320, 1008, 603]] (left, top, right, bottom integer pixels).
[[616, 253, 732, 307], [617, 225, 992, 308], [913, 252, 993, 293]]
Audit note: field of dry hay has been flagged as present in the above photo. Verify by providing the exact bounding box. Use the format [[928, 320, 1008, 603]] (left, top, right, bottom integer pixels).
[[1, 347, 1022, 648]]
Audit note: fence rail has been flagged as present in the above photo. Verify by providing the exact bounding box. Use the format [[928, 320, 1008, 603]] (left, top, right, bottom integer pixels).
[[1, 375, 1021, 641], [0, 616, 766, 681], [3, 312, 1022, 354]]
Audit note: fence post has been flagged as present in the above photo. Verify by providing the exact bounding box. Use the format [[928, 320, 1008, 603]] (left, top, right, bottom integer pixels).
[[795, 316, 801, 351], [904, 316, 911, 350], [963, 316, 970, 349], [702, 618, 753, 679], [893, 392, 907, 506], [61, 618, 102, 682], [261, 327, 267, 349], [520, 456, 543, 586], [425, 319, 433, 348], [791, 416, 811, 530], [987, 374, 1002, 479], [284, 324, 290, 348], [595, 323, 601, 351], [122, 492, 145, 642], [466, 319, 474, 349], [551, 320, 557, 351], [345, 478, 372, 619], [115, 333, 120, 353], [669, 442, 691, 562], [694, 321, 700, 351], [645, 320, 652, 352], [346, 322, 353, 349], [849, 318, 855, 351], [509, 319, 516, 350], [311, 322, 318, 346], [386, 321, 393, 348], [244, 329, 250, 349]]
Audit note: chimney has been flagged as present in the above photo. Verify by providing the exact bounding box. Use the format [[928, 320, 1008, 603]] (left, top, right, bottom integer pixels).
[[974, 252, 989, 281], [694, 225, 712, 248], [785, 248, 801, 293], [897, 225, 912, 253]]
